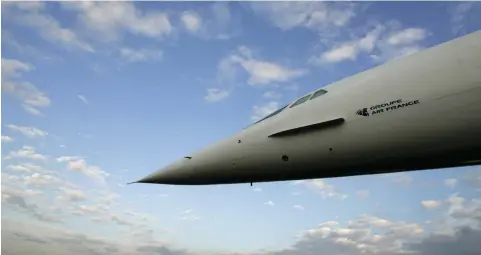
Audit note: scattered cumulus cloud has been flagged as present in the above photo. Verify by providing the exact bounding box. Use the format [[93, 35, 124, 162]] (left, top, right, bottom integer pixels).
[[5, 124, 48, 138], [2, 135, 14, 142], [77, 94, 89, 105], [312, 24, 429, 65], [249, 2, 357, 33], [57, 157, 110, 183], [449, 2, 481, 36], [3, 145, 48, 161], [386, 28, 427, 45], [421, 200, 442, 209], [205, 45, 307, 102], [60, 1, 172, 42], [180, 2, 240, 40], [231, 46, 308, 86], [264, 201, 275, 206], [1, 59, 51, 115], [181, 11, 202, 32], [6, 163, 43, 173], [3, 2, 93, 52], [57, 188, 87, 202], [293, 205, 305, 211], [2, 2, 481, 255], [300, 179, 348, 200]]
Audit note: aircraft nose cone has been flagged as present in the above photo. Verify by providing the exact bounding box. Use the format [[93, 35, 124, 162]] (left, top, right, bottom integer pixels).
[[134, 159, 197, 185], [136, 168, 177, 184]]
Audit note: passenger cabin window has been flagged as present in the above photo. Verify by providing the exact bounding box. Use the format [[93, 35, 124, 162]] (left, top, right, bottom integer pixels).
[[289, 94, 312, 108], [309, 89, 327, 100]]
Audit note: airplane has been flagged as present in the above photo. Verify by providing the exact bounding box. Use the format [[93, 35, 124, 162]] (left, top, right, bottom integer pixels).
[[132, 29, 481, 186]]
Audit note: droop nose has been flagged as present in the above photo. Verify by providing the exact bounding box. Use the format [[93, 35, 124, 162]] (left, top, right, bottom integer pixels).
[[135, 159, 193, 185]]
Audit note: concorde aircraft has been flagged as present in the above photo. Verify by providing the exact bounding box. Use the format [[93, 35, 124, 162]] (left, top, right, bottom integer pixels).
[[132, 30, 481, 186]]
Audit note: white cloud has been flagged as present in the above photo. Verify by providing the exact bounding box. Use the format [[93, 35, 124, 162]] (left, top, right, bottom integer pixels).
[[60, 2, 172, 42], [22, 104, 43, 116], [249, 2, 357, 32], [386, 28, 427, 45], [202, 54, 238, 103], [58, 188, 87, 202], [2, 135, 14, 142], [2, 186, 61, 223], [231, 46, 307, 86], [71, 204, 108, 216], [294, 205, 305, 210], [251, 101, 280, 122], [3, 2, 93, 52], [421, 200, 442, 209], [5, 124, 48, 138], [3, 146, 48, 161], [3, 189, 481, 255], [301, 179, 348, 200], [56, 156, 83, 162], [2, 58, 51, 115], [1, 58, 34, 78], [449, 2, 481, 36], [207, 46, 307, 100], [311, 23, 429, 65], [264, 201, 275, 206], [118, 47, 163, 63], [446, 193, 465, 207], [6, 163, 43, 173], [312, 25, 384, 64], [180, 3, 239, 40], [63, 158, 110, 183], [204, 88, 230, 102], [77, 94, 89, 105], [2, 30, 56, 61], [445, 178, 458, 188], [181, 11, 202, 32], [23, 173, 75, 189], [204, 43, 304, 102]]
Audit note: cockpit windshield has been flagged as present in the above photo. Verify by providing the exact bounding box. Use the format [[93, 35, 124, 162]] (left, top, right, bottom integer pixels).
[[244, 88, 328, 129], [245, 104, 289, 129], [254, 104, 289, 125]]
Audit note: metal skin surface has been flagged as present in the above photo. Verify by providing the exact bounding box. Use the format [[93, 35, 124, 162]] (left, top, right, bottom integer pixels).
[[134, 30, 481, 186]]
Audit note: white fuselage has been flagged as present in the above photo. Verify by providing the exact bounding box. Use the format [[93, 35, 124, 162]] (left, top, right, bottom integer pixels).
[[137, 30, 481, 185]]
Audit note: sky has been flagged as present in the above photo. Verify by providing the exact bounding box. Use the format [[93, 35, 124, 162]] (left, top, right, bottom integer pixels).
[[1, 1, 481, 255]]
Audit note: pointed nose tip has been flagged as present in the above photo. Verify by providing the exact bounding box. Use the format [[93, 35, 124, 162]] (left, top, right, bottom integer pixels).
[[133, 159, 193, 185], [135, 168, 180, 185]]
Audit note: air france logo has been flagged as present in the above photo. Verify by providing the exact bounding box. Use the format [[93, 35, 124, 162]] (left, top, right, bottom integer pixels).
[[356, 98, 420, 117], [356, 108, 369, 116]]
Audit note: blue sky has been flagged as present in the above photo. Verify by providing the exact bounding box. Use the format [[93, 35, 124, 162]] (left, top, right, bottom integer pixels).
[[1, 1, 481, 255]]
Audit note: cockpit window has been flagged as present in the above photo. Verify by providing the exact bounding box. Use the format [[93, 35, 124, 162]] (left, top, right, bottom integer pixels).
[[289, 93, 312, 108], [309, 89, 327, 100], [254, 104, 289, 125]]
